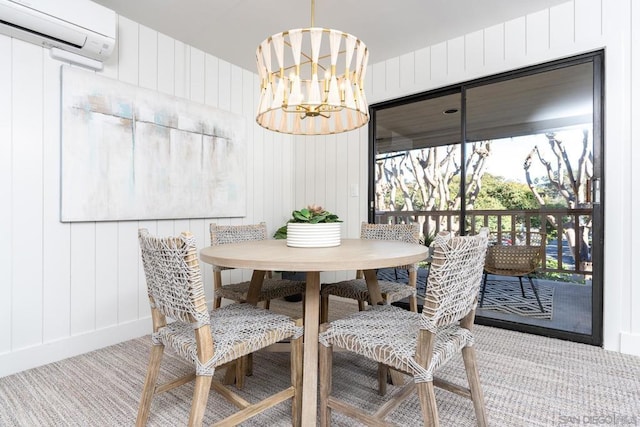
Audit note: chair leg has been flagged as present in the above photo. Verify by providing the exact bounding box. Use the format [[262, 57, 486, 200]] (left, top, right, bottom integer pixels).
[[264, 299, 271, 310], [246, 353, 254, 376], [377, 363, 388, 396], [357, 300, 366, 312], [319, 340, 333, 427], [416, 380, 439, 427], [320, 294, 329, 324], [291, 329, 303, 427], [479, 273, 488, 307], [462, 345, 488, 427], [188, 374, 213, 427], [518, 276, 526, 297], [235, 357, 245, 389], [213, 296, 222, 309], [527, 276, 545, 312], [136, 344, 165, 427]]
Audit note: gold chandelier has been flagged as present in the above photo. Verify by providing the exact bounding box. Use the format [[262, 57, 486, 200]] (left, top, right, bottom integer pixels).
[[255, 0, 369, 135]]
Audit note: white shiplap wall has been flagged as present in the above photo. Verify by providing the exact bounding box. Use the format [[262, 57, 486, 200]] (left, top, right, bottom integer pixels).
[[295, 0, 640, 355], [0, 17, 297, 377]]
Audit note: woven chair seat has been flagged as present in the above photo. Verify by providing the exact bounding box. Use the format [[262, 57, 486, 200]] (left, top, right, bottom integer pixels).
[[320, 278, 416, 304], [215, 278, 306, 303], [319, 305, 472, 381], [158, 303, 303, 372]]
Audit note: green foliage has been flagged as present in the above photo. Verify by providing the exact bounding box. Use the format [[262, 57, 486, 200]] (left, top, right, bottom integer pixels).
[[474, 174, 539, 211]]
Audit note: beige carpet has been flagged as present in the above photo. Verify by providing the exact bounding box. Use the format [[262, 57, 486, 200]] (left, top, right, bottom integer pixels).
[[0, 298, 639, 426]]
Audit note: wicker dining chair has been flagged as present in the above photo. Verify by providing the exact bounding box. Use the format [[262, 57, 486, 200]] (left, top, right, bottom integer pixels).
[[318, 229, 490, 427], [481, 232, 546, 313], [136, 229, 303, 427], [320, 222, 421, 323], [209, 222, 306, 309]]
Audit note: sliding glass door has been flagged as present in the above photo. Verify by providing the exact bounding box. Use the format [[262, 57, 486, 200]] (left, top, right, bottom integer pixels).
[[369, 52, 603, 345]]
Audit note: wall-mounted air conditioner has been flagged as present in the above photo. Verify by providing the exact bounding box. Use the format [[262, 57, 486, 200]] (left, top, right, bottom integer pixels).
[[0, 0, 116, 69]]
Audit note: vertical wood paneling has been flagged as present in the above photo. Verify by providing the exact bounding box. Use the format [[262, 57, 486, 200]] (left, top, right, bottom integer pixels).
[[325, 135, 338, 213], [385, 57, 400, 93], [189, 48, 205, 103], [526, 10, 550, 55], [138, 26, 158, 90], [575, 0, 602, 42], [431, 42, 447, 83], [550, 2, 575, 48], [117, 17, 139, 84], [631, 0, 640, 334], [399, 52, 415, 90], [69, 222, 96, 335], [157, 33, 174, 97], [95, 223, 118, 329], [465, 30, 485, 72], [42, 54, 71, 342], [254, 128, 267, 223], [372, 62, 386, 99], [414, 47, 430, 86], [11, 40, 44, 349], [205, 54, 219, 107], [346, 131, 360, 238], [504, 17, 526, 60], [117, 222, 140, 322], [230, 64, 243, 115], [174, 41, 186, 98], [218, 59, 231, 111], [0, 36, 12, 353], [484, 24, 505, 66], [447, 36, 465, 81], [602, 0, 632, 346], [314, 137, 327, 207], [242, 70, 255, 224]]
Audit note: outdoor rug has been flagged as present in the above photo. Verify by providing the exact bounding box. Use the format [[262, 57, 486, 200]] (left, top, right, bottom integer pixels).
[[380, 268, 554, 320], [479, 278, 554, 320]]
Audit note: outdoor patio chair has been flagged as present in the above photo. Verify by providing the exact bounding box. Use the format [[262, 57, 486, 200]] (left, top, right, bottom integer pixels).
[[319, 222, 421, 324], [481, 232, 546, 313], [136, 229, 303, 427], [209, 222, 306, 309], [319, 229, 490, 427]]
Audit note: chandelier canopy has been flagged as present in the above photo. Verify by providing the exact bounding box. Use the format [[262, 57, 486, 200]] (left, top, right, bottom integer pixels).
[[255, 1, 369, 135]]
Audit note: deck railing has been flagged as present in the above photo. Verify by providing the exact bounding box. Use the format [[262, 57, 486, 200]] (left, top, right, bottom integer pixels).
[[375, 208, 593, 275]]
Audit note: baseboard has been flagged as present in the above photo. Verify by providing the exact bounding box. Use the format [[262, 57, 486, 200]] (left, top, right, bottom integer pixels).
[[0, 318, 151, 378], [620, 332, 640, 356]]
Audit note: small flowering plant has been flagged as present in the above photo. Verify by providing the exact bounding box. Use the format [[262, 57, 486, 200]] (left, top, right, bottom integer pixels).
[[274, 204, 342, 239]]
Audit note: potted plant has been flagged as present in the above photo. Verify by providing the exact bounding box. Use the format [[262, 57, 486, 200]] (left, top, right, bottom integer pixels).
[[274, 204, 342, 248]]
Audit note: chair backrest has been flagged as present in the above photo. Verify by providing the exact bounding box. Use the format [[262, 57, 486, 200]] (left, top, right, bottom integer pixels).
[[210, 222, 268, 245], [138, 229, 210, 327], [361, 222, 420, 270], [484, 244, 543, 274], [421, 228, 489, 332], [209, 222, 269, 272]]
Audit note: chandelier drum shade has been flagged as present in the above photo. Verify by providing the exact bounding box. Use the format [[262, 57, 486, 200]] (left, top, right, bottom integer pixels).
[[255, 5, 369, 135]]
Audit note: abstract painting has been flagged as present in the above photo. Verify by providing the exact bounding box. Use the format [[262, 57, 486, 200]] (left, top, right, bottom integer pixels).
[[60, 66, 246, 222]]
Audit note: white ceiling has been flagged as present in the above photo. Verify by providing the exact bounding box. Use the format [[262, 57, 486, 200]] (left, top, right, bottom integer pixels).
[[92, 0, 569, 73]]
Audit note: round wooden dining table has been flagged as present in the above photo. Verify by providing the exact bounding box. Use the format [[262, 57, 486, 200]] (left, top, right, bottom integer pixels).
[[200, 238, 428, 426]]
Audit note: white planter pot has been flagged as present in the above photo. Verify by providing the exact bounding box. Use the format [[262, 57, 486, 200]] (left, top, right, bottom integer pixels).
[[286, 222, 341, 248]]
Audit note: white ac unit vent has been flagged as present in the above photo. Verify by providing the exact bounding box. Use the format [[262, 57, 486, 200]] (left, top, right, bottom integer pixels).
[[0, 0, 116, 68]]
